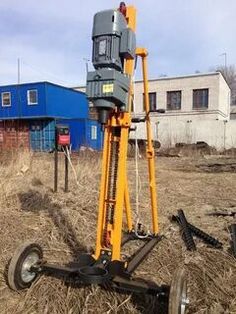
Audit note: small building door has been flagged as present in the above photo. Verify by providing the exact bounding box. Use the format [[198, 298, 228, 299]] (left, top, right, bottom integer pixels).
[[29, 120, 55, 151]]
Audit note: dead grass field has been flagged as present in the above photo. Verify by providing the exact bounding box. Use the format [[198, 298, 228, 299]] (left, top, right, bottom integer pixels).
[[0, 151, 236, 314]]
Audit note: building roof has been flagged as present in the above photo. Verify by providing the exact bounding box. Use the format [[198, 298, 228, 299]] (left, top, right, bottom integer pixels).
[[73, 71, 228, 90], [0, 81, 89, 121], [135, 71, 222, 82], [0, 81, 86, 95]]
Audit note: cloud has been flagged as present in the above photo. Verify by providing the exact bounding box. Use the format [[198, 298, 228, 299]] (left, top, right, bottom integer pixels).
[[0, 0, 235, 86]]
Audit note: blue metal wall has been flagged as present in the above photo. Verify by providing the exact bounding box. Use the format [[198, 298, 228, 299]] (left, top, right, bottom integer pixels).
[[28, 118, 103, 152], [57, 119, 103, 151], [0, 81, 102, 151], [46, 84, 88, 119], [0, 82, 88, 120], [57, 119, 86, 151], [29, 119, 55, 152], [85, 120, 103, 150], [0, 82, 47, 119]]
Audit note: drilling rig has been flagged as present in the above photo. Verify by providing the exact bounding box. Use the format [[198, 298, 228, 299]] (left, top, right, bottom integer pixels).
[[7, 3, 188, 313]]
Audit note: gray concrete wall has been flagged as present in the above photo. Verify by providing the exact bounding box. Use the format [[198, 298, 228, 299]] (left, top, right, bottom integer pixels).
[[130, 119, 236, 151], [219, 74, 231, 118], [130, 72, 231, 150]]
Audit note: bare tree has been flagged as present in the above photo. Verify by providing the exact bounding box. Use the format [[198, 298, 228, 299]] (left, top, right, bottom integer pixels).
[[213, 65, 236, 106]]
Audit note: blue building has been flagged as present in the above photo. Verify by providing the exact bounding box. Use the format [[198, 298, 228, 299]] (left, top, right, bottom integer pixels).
[[0, 82, 103, 151]]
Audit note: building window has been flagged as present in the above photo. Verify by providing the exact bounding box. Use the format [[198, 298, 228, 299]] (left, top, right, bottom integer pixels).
[[91, 125, 97, 140], [193, 89, 209, 109], [1, 92, 11, 107], [143, 92, 157, 111], [167, 91, 181, 110], [27, 89, 38, 105]]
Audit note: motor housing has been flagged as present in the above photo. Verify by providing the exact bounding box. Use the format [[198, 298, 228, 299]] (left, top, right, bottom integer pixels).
[[86, 6, 136, 125]]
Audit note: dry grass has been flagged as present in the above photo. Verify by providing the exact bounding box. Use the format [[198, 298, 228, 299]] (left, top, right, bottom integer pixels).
[[0, 151, 236, 314]]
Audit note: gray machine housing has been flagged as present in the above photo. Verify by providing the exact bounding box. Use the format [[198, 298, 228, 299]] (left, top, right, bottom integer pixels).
[[86, 69, 130, 110], [92, 9, 136, 70], [86, 8, 136, 124]]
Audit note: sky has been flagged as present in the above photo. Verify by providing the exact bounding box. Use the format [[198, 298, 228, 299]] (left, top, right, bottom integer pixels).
[[0, 0, 235, 87]]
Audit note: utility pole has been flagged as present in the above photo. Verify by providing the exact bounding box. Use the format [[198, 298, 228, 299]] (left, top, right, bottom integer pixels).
[[17, 58, 21, 84], [83, 58, 90, 74], [17, 58, 21, 145], [219, 52, 227, 72]]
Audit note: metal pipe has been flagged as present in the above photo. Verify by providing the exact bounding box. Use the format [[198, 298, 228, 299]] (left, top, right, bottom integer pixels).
[[137, 48, 159, 235], [54, 148, 58, 193], [65, 149, 69, 192]]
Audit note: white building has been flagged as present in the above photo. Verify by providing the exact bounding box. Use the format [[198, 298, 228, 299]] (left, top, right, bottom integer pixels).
[[133, 72, 230, 120], [74, 72, 235, 150], [131, 72, 232, 150]]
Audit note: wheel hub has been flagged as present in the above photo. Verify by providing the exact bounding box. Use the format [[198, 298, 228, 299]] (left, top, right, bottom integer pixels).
[[21, 252, 40, 283]]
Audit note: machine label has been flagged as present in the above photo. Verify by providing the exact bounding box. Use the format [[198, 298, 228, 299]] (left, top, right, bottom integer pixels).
[[102, 84, 114, 93]]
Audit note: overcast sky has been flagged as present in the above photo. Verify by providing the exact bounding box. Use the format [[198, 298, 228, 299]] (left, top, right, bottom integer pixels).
[[0, 0, 235, 87]]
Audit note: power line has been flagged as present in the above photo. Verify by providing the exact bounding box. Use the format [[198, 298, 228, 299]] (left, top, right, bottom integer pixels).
[[21, 60, 72, 86]]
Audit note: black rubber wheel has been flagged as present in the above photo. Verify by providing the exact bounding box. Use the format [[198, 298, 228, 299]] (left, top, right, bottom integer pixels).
[[168, 268, 188, 314], [7, 241, 43, 291]]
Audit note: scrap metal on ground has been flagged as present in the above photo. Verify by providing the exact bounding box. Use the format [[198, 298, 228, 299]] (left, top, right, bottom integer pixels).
[[172, 209, 223, 250]]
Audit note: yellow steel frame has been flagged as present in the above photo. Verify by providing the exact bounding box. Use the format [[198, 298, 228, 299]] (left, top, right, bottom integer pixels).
[[95, 6, 159, 262]]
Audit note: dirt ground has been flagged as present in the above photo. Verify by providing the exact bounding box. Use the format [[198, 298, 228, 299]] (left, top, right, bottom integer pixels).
[[0, 151, 235, 314]]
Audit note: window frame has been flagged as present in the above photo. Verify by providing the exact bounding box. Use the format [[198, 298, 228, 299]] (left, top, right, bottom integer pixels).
[[27, 89, 38, 105], [166, 90, 182, 111], [91, 125, 97, 140], [192, 88, 209, 110], [143, 92, 157, 112], [1, 92, 11, 107]]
